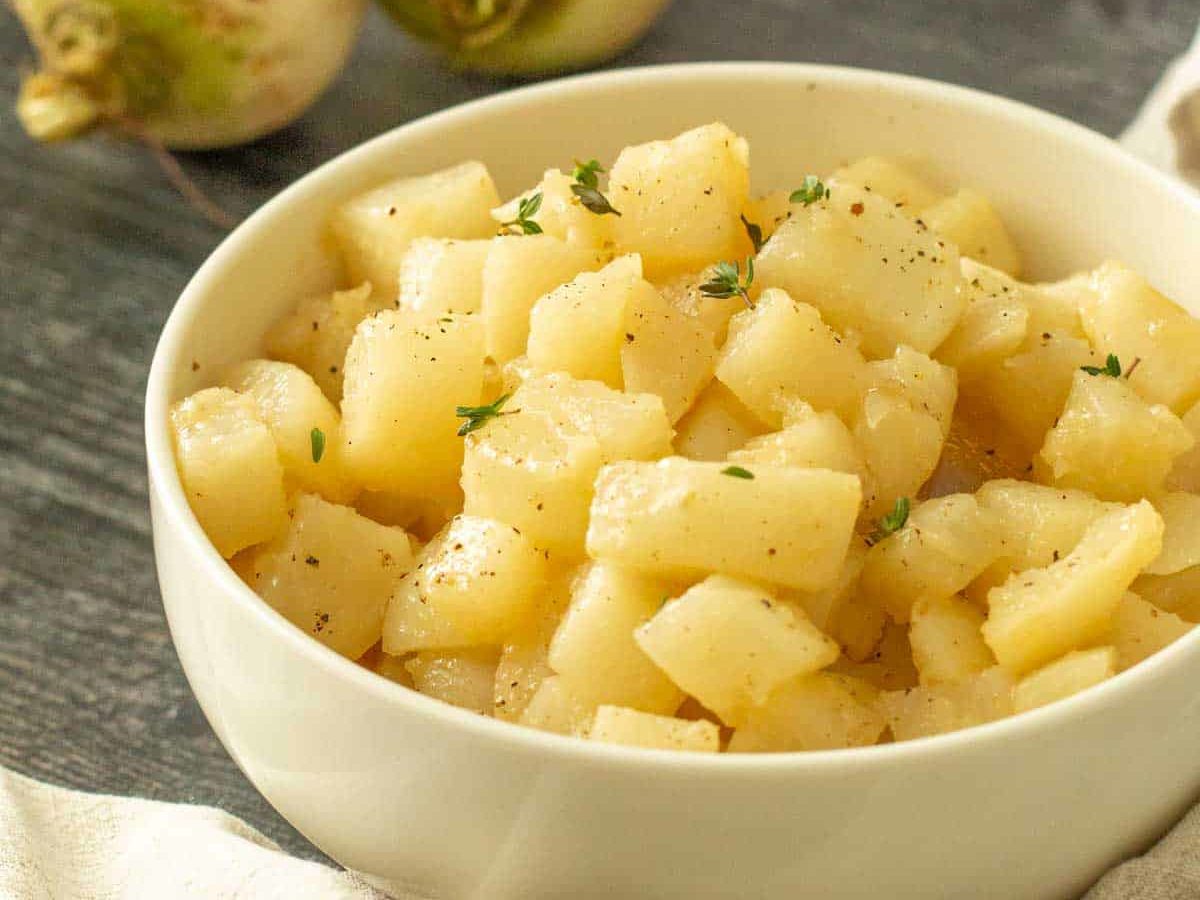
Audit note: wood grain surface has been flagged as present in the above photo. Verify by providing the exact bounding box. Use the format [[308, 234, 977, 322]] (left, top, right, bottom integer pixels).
[[0, 0, 1196, 865]]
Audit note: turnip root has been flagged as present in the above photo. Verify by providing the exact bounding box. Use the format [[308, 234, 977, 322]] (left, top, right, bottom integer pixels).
[[377, 0, 673, 76], [14, 0, 367, 149]]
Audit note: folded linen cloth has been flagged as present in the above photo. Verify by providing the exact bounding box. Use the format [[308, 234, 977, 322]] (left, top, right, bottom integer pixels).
[[1085, 801, 1200, 899], [0, 766, 389, 900]]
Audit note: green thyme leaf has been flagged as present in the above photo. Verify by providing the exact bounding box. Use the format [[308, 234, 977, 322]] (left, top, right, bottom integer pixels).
[[699, 257, 755, 307], [741, 214, 764, 253], [1081, 353, 1121, 378], [868, 496, 911, 545], [310, 427, 326, 463], [721, 465, 755, 480], [569, 158, 620, 216], [572, 158, 603, 189], [790, 175, 828, 206], [500, 191, 544, 235], [456, 393, 513, 437], [519, 191, 542, 219], [571, 183, 621, 216]]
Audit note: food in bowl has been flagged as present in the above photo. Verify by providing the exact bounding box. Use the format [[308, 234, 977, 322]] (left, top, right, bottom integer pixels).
[[169, 122, 1200, 753]]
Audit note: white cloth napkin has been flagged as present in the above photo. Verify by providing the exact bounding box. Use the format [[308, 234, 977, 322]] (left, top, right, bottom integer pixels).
[[0, 766, 388, 899], [1120, 24, 1200, 185], [3, 29, 1200, 900]]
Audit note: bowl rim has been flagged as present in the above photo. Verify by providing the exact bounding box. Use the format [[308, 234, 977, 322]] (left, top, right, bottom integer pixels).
[[146, 60, 1200, 775]]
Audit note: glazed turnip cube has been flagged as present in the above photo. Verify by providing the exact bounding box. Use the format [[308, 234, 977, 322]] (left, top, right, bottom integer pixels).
[[170, 387, 287, 557]]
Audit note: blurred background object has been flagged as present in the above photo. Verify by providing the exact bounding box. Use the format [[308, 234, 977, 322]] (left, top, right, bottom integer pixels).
[[11, 0, 673, 152], [375, 0, 674, 75], [12, 0, 369, 148]]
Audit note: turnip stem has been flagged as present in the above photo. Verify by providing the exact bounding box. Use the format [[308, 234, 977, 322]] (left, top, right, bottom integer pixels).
[[117, 116, 237, 230]]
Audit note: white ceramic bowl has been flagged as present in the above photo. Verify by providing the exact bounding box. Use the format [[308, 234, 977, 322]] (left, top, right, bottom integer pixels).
[[146, 63, 1200, 899]]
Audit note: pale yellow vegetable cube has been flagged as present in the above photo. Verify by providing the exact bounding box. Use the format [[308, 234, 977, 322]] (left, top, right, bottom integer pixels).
[[755, 183, 964, 358], [398, 237, 490, 316], [859, 494, 1004, 622], [170, 387, 288, 557], [491, 168, 614, 250], [526, 255, 643, 387], [971, 479, 1118, 601], [1012, 647, 1115, 714], [853, 388, 945, 517], [830, 595, 889, 665], [548, 563, 683, 714], [621, 276, 718, 423], [880, 667, 1014, 741], [634, 575, 840, 725], [727, 673, 885, 752], [974, 480, 1115, 570], [1078, 261, 1200, 413], [353, 486, 460, 541], [510, 373, 674, 463], [527, 254, 715, 421], [1037, 370, 1193, 502], [968, 332, 1099, 458], [1167, 401, 1200, 492], [463, 375, 671, 557], [461, 409, 603, 559], [831, 619, 918, 689], [715, 289, 869, 427], [1027, 272, 1092, 340], [922, 189, 1022, 277], [866, 345, 958, 435], [936, 261, 1030, 381], [672, 382, 766, 460], [1131, 567, 1200, 623], [481, 234, 601, 363], [493, 570, 573, 721], [341, 310, 484, 496], [382, 515, 550, 653], [654, 268, 744, 346], [1108, 592, 1193, 671], [608, 122, 751, 278], [405, 647, 500, 715], [519, 675, 596, 736], [330, 161, 500, 298], [241, 493, 413, 659], [265, 282, 374, 402], [224, 359, 355, 503], [982, 501, 1164, 675], [1145, 492, 1200, 575], [588, 459, 861, 591], [909, 595, 995, 686], [588, 706, 720, 753], [742, 189, 794, 242], [495, 631, 557, 722], [784, 538, 869, 634], [728, 402, 868, 486], [830, 156, 943, 211]]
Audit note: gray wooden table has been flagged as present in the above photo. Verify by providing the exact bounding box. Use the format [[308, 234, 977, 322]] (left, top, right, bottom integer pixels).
[[1, 0, 1197, 866]]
